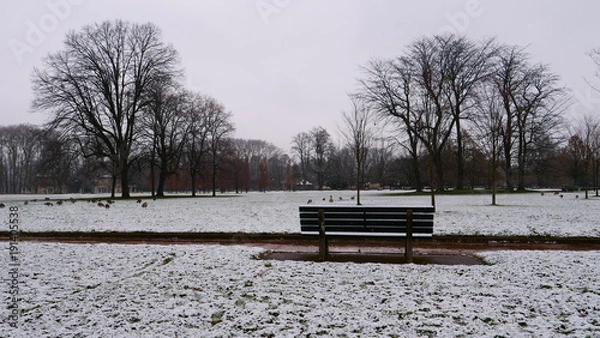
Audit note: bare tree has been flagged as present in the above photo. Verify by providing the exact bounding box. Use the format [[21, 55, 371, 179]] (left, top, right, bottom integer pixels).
[[184, 93, 211, 196], [292, 132, 312, 185], [492, 45, 567, 191], [310, 127, 334, 190], [142, 84, 187, 197], [341, 96, 374, 205], [585, 48, 600, 196], [205, 99, 235, 197], [36, 128, 81, 193], [32, 20, 180, 197], [440, 35, 497, 190], [570, 114, 600, 198], [474, 85, 505, 205], [232, 139, 283, 191], [359, 57, 424, 192], [0, 125, 44, 193]]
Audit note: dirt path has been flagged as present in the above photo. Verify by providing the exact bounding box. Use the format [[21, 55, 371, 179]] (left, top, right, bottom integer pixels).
[[3, 231, 599, 265]]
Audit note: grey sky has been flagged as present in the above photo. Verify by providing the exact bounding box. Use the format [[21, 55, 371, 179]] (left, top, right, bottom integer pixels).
[[1, 0, 599, 152]]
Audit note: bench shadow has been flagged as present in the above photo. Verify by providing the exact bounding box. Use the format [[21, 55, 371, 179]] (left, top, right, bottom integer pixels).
[[261, 251, 485, 266]]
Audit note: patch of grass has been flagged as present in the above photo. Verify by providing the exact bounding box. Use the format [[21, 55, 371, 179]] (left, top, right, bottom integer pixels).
[[161, 253, 176, 265], [210, 310, 225, 325], [375, 189, 537, 197], [481, 317, 496, 325]]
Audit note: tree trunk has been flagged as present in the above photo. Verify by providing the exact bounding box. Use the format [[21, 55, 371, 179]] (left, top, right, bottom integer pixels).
[[356, 159, 362, 206], [516, 138, 526, 191], [491, 143, 497, 206], [150, 162, 156, 197], [211, 153, 217, 197], [434, 152, 445, 193], [156, 161, 168, 197], [190, 168, 197, 197], [503, 141, 513, 192], [455, 118, 465, 190], [428, 154, 436, 208], [120, 164, 130, 198], [410, 140, 423, 192]]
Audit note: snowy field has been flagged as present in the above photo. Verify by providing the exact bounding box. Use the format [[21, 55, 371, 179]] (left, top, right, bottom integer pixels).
[[1, 190, 599, 237], [1, 243, 599, 337]]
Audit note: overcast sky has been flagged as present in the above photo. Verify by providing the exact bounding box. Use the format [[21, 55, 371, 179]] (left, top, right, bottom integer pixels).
[[1, 0, 600, 152]]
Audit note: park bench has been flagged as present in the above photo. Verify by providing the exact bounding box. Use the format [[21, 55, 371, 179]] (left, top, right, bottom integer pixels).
[[299, 205, 435, 262]]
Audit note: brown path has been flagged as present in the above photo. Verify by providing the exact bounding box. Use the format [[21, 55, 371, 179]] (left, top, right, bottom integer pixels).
[[3, 231, 599, 265]]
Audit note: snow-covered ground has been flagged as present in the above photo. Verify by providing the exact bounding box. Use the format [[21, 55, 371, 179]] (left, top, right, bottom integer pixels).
[[1, 190, 599, 237], [1, 243, 599, 337], [1, 191, 599, 336]]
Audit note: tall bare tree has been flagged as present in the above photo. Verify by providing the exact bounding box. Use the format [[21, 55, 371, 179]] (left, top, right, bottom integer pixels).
[[585, 48, 600, 196], [570, 114, 600, 198], [359, 57, 424, 192], [341, 96, 374, 205], [292, 132, 312, 185], [0, 125, 44, 193], [310, 127, 334, 190], [142, 84, 187, 197], [32, 20, 180, 197], [185, 93, 211, 197], [474, 84, 505, 205], [440, 35, 497, 190], [205, 99, 235, 197], [492, 46, 567, 191]]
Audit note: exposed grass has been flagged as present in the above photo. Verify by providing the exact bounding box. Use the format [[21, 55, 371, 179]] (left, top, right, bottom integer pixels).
[[376, 189, 540, 197], [24, 193, 244, 202]]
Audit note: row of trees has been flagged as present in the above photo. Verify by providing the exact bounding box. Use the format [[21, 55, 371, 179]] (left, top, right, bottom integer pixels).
[[30, 20, 241, 197], [0, 123, 296, 195], [2, 114, 597, 198], [353, 34, 600, 204], [2, 20, 600, 199], [289, 36, 600, 204]]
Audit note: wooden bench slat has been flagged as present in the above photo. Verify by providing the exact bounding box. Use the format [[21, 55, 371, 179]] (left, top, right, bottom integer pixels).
[[299, 218, 434, 224], [299, 207, 434, 215]]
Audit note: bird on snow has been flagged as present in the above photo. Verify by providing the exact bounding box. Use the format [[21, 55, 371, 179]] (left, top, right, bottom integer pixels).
[[329, 195, 334, 203], [307, 199, 313, 204]]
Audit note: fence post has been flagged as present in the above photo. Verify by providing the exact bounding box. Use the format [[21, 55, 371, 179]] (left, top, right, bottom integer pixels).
[[318, 209, 328, 260], [405, 209, 413, 263]]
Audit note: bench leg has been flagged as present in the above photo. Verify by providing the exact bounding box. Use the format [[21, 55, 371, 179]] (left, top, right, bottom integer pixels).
[[405, 209, 413, 263], [319, 234, 328, 260], [318, 209, 328, 260]]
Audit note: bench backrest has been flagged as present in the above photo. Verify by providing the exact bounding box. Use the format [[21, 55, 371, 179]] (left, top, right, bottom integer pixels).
[[299, 205, 434, 238]]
